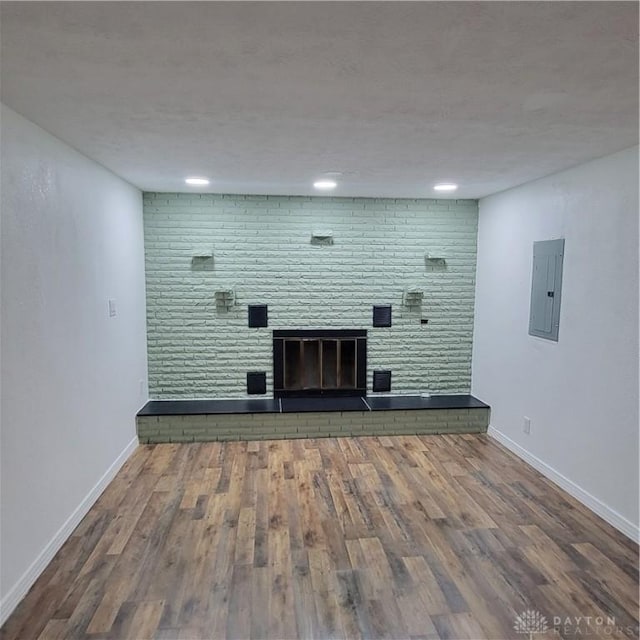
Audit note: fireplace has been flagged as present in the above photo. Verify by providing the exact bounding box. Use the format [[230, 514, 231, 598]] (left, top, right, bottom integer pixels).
[[273, 330, 367, 397]]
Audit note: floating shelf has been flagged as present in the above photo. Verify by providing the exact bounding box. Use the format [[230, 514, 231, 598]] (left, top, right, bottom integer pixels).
[[191, 253, 214, 271], [425, 253, 446, 266], [311, 230, 334, 246]]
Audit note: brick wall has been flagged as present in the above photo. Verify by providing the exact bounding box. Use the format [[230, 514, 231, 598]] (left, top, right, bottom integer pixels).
[[137, 408, 490, 443], [143, 194, 478, 398]]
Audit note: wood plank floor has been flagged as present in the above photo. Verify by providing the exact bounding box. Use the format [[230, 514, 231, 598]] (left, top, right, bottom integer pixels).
[[2, 434, 638, 640]]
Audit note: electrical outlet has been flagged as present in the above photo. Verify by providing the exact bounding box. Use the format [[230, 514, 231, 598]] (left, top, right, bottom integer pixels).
[[523, 416, 531, 435]]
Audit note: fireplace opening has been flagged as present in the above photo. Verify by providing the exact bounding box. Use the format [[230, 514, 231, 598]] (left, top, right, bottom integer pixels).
[[274, 330, 366, 397]]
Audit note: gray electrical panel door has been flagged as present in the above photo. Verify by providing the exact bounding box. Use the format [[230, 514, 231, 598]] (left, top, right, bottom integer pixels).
[[529, 239, 564, 341]]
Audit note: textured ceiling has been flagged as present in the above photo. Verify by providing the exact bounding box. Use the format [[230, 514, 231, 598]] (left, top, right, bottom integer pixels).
[[1, 1, 638, 198]]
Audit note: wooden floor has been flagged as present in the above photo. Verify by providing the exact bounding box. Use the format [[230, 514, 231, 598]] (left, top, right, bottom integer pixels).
[[2, 435, 638, 640]]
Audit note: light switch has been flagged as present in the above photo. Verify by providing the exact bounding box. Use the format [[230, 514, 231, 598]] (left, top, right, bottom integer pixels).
[[108, 299, 117, 317]]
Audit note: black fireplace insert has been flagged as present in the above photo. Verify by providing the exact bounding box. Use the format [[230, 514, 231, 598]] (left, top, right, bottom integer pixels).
[[273, 329, 367, 397]]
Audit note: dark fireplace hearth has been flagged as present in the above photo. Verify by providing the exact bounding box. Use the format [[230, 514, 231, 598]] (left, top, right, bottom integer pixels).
[[273, 330, 367, 397]]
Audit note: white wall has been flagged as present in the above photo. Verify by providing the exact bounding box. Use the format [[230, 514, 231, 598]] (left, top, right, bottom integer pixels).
[[0, 105, 148, 621], [472, 146, 639, 540]]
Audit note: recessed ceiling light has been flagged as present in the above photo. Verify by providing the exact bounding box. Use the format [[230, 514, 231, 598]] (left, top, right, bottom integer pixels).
[[185, 177, 210, 186], [433, 183, 458, 192], [313, 179, 337, 190]]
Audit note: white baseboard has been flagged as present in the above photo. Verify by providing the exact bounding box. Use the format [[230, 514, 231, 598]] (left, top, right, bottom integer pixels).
[[488, 425, 639, 543], [0, 437, 138, 626]]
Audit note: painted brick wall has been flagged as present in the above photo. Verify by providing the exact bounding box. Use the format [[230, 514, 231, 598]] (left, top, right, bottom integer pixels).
[[137, 408, 490, 443], [143, 194, 478, 398]]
